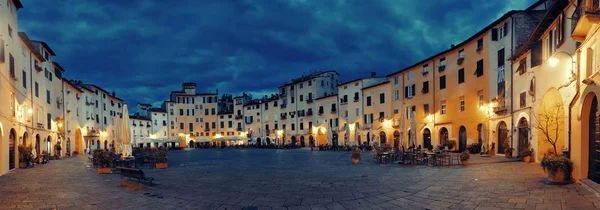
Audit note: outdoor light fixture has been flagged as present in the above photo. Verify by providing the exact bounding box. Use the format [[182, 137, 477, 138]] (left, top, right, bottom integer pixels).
[[549, 51, 576, 77], [320, 127, 326, 134], [383, 119, 392, 128], [548, 57, 560, 67], [27, 108, 33, 115], [276, 130, 283, 136], [312, 126, 318, 134], [349, 124, 355, 131], [425, 114, 433, 122]]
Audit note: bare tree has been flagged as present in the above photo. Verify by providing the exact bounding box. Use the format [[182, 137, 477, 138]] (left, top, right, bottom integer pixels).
[[533, 103, 564, 156]]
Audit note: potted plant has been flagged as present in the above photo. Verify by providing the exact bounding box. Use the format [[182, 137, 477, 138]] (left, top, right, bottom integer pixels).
[[351, 148, 360, 165], [541, 155, 573, 183], [54, 143, 62, 159], [488, 142, 496, 155], [18, 146, 32, 168], [460, 151, 470, 166], [73, 151, 79, 156], [153, 147, 168, 169], [520, 148, 534, 163], [505, 147, 514, 158], [93, 150, 113, 174], [443, 140, 457, 151]]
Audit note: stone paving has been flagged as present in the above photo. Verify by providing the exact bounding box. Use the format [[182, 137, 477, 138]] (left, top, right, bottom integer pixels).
[[0, 148, 598, 210]]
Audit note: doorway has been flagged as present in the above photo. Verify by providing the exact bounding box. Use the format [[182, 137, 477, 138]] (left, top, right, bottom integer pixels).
[[423, 129, 431, 150], [459, 126, 467, 151], [497, 121, 508, 154]]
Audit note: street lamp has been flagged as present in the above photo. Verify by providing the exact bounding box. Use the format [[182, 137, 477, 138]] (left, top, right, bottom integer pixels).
[[548, 51, 575, 77]]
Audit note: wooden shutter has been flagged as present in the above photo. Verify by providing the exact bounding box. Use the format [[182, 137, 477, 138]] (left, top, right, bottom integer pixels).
[[531, 40, 542, 67], [411, 84, 416, 96], [503, 22, 508, 36], [0, 38, 4, 63], [491, 28, 498, 41], [404, 86, 409, 98]]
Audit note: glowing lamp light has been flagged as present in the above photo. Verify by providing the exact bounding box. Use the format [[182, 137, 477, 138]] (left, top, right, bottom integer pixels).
[[320, 127, 327, 134], [27, 108, 33, 115], [425, 114, 433, 122], [58, 123, 63, 128], [383, 120, 392, 128], [349, 124, 355, 131], [312, 126, 318, 134], [215, 134, 223, 138], [548, 57, 559, 67], [276, 130, 283, 136], [479, 105, 485, 111]]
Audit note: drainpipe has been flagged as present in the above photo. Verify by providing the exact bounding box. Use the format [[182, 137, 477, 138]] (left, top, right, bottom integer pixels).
[[510, 16, 515, 156], [567, 50, 580, 159]]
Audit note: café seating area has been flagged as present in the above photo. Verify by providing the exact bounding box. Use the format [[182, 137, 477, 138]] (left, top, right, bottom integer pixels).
[[374, 146, 461, 166]]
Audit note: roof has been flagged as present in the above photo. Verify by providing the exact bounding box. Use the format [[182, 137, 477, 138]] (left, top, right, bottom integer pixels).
[[17, 32, 44, 61], [525, 0, 548, 11], [82, 84, 124, 101], [63, 79, 83, 93], [279, 70, 339, 88], [148, 108, 166, 113], [316, 94, 338, 101], [52, 61, 65, 72], [138, 103, 152, 106], [31, 40, 56, 56], [362, 81, 390, 90], [387, 10, 522, 77], [337, 78, 363, 87], [511, 0, 569, 60], [12, 0, 23, 9]]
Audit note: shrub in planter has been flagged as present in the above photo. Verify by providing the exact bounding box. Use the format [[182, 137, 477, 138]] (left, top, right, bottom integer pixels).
[[153, 147, 168, 169], [443, 140, 457, 150], [541, 156, 573, 183], [520, 149, 533, 163], [351, 148, 360, 165], [505, 147, 514, 158], [93, 150, 114, 174], [73, 151, 79, 156], [18, 145, 33, 168], [459, 151, 470, 166]]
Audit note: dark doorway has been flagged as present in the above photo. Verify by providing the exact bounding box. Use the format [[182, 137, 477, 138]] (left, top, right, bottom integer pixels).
[[309, 136, 314, 147], [518, 118, 529, 155], [497, 121, 508, 154], [394, 131, 400, 149], [379, 132, 387, 145], [423, 129, 431, 150], [257, 138, 262, 146], [440, 127, 448, 146], [459, 126, 467, 151], [266, 137, 271, 145], [189, 140, 194, 148], [300, 136, 305, 147], [291, 136, 297, 146], [589, 96, 600, 183], [9, 129, 16, 170]]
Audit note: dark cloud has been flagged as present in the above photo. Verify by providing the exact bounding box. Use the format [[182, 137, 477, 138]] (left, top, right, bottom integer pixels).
[[18, 0, 536, 108]]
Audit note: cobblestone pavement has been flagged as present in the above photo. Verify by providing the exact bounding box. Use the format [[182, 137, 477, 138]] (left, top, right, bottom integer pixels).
[[0, 149, 599, 210]]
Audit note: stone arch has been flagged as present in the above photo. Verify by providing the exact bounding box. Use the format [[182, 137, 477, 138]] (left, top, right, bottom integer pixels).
[[300, 136, 305, 147], [581, 91, 600, 182], [422, 128, 431, 150], [459, 126, 467, 152], [266, 137, 271, 145], [497, 121, 508, 154], [439, 127, 449, 146], [9, 128, 17, 170], [22, 131, 29, 146], [517, 117, 530, 155]]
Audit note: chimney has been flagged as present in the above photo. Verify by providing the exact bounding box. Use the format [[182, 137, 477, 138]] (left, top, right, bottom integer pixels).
[[371, 72, 376, 78], [450, 44, 455, 48]]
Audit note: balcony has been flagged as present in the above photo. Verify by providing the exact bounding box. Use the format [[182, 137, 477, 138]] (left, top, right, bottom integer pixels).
[[281, 103, 287, 108], [35, 65, 42, 72], [205, 128, 210, 132], [353, 97, 359, 102], [572, 0, 600, 42], [132, 123, 137, 127], [236, 127, 243, 131], [36, 123, 44, 129], [306, 98, 314, 104], [438, 65, 446, 72], [235, 115, 243, 120], [493, 97, 508, 115], [457, 57, 464, 65], [147, 124, 151, 128]]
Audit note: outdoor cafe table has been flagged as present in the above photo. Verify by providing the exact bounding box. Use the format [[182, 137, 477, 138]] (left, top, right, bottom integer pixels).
[[425, 152, 437, 165], [377, 152, 391, 164]]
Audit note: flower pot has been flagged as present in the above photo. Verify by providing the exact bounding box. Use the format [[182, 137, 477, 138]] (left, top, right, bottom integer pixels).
[[547, 170, 566, 183], [461, 160, 468, 166], [19, 162, 27, 168], [155, 163, 168, 169], [352, 158, 359, 165], [97, 167, 112, 174], [523, 156, 531, 163]]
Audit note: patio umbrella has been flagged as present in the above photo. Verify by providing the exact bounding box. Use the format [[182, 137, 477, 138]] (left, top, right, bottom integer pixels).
[[114, 117, 122, 154], [410, 111, 417, 147], [122, 105, 131, 157]]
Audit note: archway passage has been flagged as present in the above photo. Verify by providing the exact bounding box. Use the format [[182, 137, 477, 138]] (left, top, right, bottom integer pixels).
[[75, 129, 82, 154], [459, 126, 467, 152], [497, 121, 508, 154], [9, 129, 16, 170], [589, 96, 600, 183], [300, 136, 305, 147], [35, 135, 41, 156], [423, 129, 431, 150], [266, 137, 271, 145], [189, 140, 194, 148], [439, 127, 449, 146], [379, 131, 387, 145], [22, 132, 29, 146], [291, 136, 297, 146], [309, 135, 315, 147], [518, 118, 529, 155], [256, 138, 262, 146], [394, 130, 400, 149]]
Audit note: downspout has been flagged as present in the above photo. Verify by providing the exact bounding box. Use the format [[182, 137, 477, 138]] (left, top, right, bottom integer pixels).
[[432, 59, 436, 144], [29, 53, 34, 140], [567, 50, 580, 158], [510, 16, 515, 155]]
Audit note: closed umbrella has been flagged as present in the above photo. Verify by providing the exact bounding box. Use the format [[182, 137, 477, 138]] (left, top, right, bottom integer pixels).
[[410, 111, 417, 147], [122, 105, 131, 157]]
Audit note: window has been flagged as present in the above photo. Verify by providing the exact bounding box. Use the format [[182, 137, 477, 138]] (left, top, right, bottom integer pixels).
[[394, 76, 398, 85], [10, 92, 14, 116], [22, 71, 26, 88], [459, 96, 465, 112], [379, 93, 385, 104], [517, 59, 527, 75], [354, 92, 359, 101], [498, 48, 505, 68], [422, 81, 429, 94], [356, 108, 359, 116], [556, 13, 565, 46], [394, 90, 399, 100], [439, 76, 446, 89], [547, 30, 555, 59], [407, 72, 413, 81], [476, 38, 483, 51], [423, 64, 429, 74], [308, 80, 312, 86], [458, 49, 465, 59], [520, 92, 526, 108], [366, 96, 372, 106], [300, 94, 303, 102], [291, 97, 295, 103], [300, 83, 303, 89], [180, 123, 184, 129], [220, 121, 224, 128], [47, 113, 52, 129], [424, 104, 430, 114], [458, 69, 465, 84], [441, 101, 447, 115], [9, 53, 14, 78], [35, 82, 39, 97], [8, 24, 12, 38], [394, 109, 399, 114], [46, 90, 51, 104], [180, 109, 184, 116], [478, 90, 484, 108], [292, 123, 295, 131], [475, 59, 484, 77], [439, 57, 446, 67], [0, 38, 4, 63]]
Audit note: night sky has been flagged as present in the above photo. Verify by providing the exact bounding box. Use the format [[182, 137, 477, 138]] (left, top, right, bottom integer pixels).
[[18, 0, 536, 109]]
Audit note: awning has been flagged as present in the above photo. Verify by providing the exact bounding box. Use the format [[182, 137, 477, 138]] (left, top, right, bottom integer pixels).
[[191, 138, 210, 143]]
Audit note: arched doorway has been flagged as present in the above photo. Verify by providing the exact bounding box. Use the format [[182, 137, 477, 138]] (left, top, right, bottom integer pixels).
[[47, 136, 52, 156], [518, 118, 529, 155], [379, 131, 387, 145], [189, 140, 194, 148], [366, 132, 371, 146], [266, 137, 271, 145], [309, 136, 315, 147], [459, 126, 467, 152], [407, 130, 413, 147], [256, 138, 262, 146], [111, 140, 115, 151], [22, 132, 29, 146], [35, 135, 41, 155], [497, 121, 508, 154], [423, 129, 431, 150], [439, 127, 449, 146], [291, 136, 297, 146], [357, 135, 362, 145], [9, 129, 16, 170], [394, 131, 400, 149], [75, 129, 82, 154], [300, 136, 305, 147], [477, 124, 484, 145], [96, 140, 100, 150], [588, 96, 600, 183], [104, 140, 108, 150]]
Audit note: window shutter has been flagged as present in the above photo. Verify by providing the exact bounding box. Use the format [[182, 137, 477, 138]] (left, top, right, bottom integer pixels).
[[503, 22, 508, 36], [531, 40, 542, 67], [491, 28, 498, 41], [0, 38, 4, 63], [411, 84, 416, 96], [404, 86, 409, 98]]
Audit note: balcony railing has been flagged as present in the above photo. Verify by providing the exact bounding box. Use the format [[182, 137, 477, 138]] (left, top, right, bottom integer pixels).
[[572, 0, 600, 41], [236, 127, 243, 131], [205, 128, 210, 132], [36, 123, 44, 129], [307, 111, 313, 116], [281, 103, 287, 108], [235, 115, 243, 120], [307, 98, 314, 104], [331, 108, 337, 113], [493, 97, 508, 114], [353, 97, 359, 102]]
